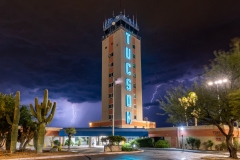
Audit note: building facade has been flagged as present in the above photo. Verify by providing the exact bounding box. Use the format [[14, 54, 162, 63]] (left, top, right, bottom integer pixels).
[[90, 13, 155, 128]]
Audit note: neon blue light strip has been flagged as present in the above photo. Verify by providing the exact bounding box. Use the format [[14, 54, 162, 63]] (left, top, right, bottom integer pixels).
[[126, 111, 132, 124], [126, 32, 130, 44], [126, 78, 131, 91], [125, 63, 131, 75], [126, 95, 131, 107], [125, 47, 131, 60]]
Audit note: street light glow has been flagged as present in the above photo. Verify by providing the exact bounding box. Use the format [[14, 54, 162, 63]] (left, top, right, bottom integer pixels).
[[208, 82, 213, 85], [180, 127, 184, 131], [208, 79, 228, 85]]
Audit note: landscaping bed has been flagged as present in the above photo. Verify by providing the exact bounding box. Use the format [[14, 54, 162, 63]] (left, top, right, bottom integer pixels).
[[0, 150, 81, 159]]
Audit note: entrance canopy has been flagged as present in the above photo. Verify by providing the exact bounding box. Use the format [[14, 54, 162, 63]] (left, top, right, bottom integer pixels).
[[59, 127, 148, 137]]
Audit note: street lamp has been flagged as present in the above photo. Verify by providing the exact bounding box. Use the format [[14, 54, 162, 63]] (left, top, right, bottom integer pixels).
[[208, 78, 228, 123]]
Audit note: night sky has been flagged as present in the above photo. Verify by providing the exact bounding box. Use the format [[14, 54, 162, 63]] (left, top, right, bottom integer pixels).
[[0, 1, 240, 128]]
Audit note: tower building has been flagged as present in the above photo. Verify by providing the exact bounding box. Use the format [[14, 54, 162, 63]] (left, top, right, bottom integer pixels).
[[90, 12, 155, 128]]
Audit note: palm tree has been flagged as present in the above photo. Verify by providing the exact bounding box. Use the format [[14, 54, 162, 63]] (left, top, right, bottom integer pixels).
[[65, 127, 76, 151]]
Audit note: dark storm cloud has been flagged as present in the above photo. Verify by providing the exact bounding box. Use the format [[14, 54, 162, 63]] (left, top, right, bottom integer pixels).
[[0, 0, 240, 107]]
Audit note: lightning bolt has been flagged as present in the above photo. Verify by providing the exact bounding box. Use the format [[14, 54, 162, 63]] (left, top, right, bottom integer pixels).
[[70, 104, 77, 127], [147, 84, 163, 109]]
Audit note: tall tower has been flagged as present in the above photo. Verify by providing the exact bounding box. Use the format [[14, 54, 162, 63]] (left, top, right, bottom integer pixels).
[[90, 12, 155, 128]]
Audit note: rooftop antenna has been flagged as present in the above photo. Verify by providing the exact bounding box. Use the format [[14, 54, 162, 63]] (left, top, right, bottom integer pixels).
[[124, 9, 125, 17], [136, 12, 138, 27], [113, 11, 114, 17], [133, 15, 134, 24], [120, 0, 122, 12]]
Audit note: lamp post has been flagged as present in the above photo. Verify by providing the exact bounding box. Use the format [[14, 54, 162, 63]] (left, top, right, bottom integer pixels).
[[208, 79, 228, 123], [182, 135, 184, 151], [144, 117, 148, 129]]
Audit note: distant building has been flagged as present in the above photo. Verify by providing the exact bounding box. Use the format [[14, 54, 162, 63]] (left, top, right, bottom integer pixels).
[[90, 12, 155, 128]]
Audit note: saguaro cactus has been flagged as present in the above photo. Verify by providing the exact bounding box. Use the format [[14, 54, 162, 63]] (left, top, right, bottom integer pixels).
[[30, 89, 56, 154], [6, 91, 20, 154]]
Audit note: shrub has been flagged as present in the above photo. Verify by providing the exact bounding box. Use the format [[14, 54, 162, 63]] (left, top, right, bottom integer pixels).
[[52, 145, 62, 151], [105, 135, 126, 145], [53, 140, 60, 146], [221, 142, 227, 151], [65, 139, 74, 146], [122, 143, 133, 151], [135, 138, 153, 147], [233, 139, 239, 150], [195, 139, 201, 150], [186, 137, 196, 149], [206, 140, 214, 150], [154, 140, 170, 148], [129, 140, 140, 150]]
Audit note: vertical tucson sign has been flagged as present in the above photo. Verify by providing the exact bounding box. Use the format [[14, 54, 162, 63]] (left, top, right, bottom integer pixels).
[[125, 32, 132, 124]]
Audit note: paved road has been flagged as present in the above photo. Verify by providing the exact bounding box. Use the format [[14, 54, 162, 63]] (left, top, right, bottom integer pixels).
[[42, 148, 233, 160]]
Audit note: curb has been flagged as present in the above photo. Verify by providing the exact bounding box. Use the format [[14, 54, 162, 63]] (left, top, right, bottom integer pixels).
[[2, 150, 144, 160]]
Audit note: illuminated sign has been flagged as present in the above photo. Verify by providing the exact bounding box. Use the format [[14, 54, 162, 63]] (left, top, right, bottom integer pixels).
[[126, 32, 130, 44], [125, 47, 131, 60], [126, 95, 131, 107], [126, 111, 132, 124], [125, 63, 131, 75], [126, 78, 131, 91], [125, 32, 132, 124]]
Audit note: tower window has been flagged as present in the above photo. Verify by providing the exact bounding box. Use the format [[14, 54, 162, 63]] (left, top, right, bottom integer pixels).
[[109, 115, 113, 120], [133, 54, 136, 58], [134, 94, 136, 98], [134, 116, 137, 119], [109, 93, 113, 98], [133, 44, 135, 49], [105, 46, 107, 49], [133, 84, 136, 88], [109, 104, 113, 109], [109, 63, 113, 67], [111, 43, 113, 45], [134, 104, 137, 108], [109, 72, 114, 77], [109, 83, 113, 87], [133, 74, 136, 78], [108, 53, 113, 58], [133, 64, 136, 68]]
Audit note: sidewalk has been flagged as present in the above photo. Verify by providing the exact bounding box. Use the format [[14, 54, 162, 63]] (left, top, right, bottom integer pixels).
[[0, 146, 143, 160]]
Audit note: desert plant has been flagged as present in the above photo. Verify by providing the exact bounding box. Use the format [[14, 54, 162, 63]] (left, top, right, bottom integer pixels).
[[154, 140, 170, 148], [65, 128, 76, 151], [30, 89, 56, 153], [6, 91, 20, 154]]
